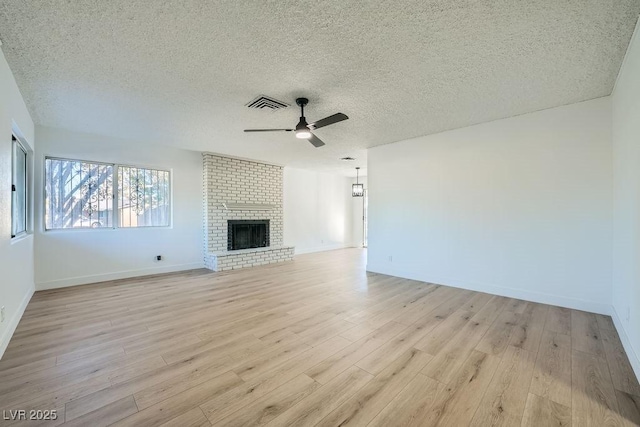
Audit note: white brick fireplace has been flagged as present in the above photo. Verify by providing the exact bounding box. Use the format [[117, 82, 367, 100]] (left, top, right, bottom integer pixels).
[[203, 154, 294, 271]]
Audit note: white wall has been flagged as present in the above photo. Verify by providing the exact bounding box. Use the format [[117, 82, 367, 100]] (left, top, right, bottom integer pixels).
[[0, 49, 35, 357], [283, 167, 353, 254], [34, 126, 203, 289], [612, 20, 640, 378], [368, 97, 613, 314]]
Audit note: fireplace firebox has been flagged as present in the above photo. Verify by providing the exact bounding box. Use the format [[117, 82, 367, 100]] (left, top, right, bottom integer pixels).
[[227, 220, 270, 251]]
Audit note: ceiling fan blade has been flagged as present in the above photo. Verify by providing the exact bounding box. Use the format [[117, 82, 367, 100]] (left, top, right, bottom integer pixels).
[[244, 129, 293, 132], [308, 133, 325, 148], [308, 113, 349, 130]]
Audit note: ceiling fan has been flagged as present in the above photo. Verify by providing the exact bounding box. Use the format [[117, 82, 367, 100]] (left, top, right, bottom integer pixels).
[[244, 98, 348, 147]]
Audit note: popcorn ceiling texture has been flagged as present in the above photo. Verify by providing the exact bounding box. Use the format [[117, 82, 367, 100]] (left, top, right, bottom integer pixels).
[[202, 154, 293, 271], [0, 1, 639, 175]]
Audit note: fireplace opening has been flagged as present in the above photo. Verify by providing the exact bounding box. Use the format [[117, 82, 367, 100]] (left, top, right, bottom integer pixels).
[[228, 220, 270, 251]]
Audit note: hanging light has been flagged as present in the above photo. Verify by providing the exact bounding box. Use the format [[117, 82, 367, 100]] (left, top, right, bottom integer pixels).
[[352, 167, 364, 197]]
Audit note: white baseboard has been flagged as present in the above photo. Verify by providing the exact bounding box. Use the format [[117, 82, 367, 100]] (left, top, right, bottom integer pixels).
[[611, 305, 640, 381], [294, 243, 349, 255], [36, 262, 205, 291], [0, 287, 34, 359], [366, 263, 612, 315]]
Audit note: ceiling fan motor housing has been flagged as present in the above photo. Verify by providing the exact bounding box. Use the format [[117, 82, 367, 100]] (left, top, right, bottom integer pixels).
[[295, 98, 311, 138]]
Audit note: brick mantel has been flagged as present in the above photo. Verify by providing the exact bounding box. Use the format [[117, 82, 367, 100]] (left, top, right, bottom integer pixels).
[[202, 154, 294, 271]]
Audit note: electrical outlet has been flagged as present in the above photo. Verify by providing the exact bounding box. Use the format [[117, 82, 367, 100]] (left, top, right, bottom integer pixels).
[[388, 256, 393, 262], [1, 306, 5, 323]]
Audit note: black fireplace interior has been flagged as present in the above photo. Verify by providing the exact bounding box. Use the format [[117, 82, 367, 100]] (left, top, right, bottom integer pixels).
[[228, 220, 270, 251]]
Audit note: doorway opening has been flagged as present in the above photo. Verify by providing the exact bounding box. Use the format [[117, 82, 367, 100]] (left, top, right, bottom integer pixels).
[[363, 189, 368, 247]]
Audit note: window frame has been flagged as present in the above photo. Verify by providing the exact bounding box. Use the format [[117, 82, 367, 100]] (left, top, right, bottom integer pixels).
[[43, 156, 172, 231], [117, 164, 172, 229], [11, 134, 28, 239]]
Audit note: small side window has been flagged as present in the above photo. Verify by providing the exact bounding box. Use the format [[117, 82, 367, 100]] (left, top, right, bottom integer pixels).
[[11, 135, 28, 238]]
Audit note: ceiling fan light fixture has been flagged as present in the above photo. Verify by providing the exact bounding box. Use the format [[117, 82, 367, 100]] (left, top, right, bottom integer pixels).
[[295, 119, 311, 139], [295, 129, 312, 139]]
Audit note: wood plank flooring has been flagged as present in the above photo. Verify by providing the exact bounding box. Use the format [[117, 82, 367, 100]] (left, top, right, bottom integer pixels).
[[0, 248, 639, 426]]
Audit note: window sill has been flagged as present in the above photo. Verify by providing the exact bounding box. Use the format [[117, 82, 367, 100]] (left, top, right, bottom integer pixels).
[[10, 232, 32, 245], [43, 225, 173, 233]]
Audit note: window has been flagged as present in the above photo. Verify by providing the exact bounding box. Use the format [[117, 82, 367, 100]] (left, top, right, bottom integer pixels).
[[45, 158, 114, 229], [44, 157, 170, 230], [11, 135, 28, 238], [118, 166, 170, 228]]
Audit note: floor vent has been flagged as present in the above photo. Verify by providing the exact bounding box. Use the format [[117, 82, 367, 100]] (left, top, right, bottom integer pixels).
[[246, 95, 290, 111]]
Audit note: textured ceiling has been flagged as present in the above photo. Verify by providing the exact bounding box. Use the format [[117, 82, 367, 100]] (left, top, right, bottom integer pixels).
[[0, 1, 639, 176]]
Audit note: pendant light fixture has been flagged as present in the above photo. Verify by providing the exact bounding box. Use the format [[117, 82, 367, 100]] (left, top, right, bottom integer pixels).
[[352, 167, 364, 197]]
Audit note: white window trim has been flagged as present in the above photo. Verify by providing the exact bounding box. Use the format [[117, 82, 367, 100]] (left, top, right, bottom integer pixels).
[[11, 134, 28, 239]]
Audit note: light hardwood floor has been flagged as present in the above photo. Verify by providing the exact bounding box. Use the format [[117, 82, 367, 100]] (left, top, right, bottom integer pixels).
[[1, 248, 639, 426]]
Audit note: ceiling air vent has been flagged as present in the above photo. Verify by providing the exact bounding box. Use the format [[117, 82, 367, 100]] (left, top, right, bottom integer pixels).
[[246, 95, 290, 111]]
